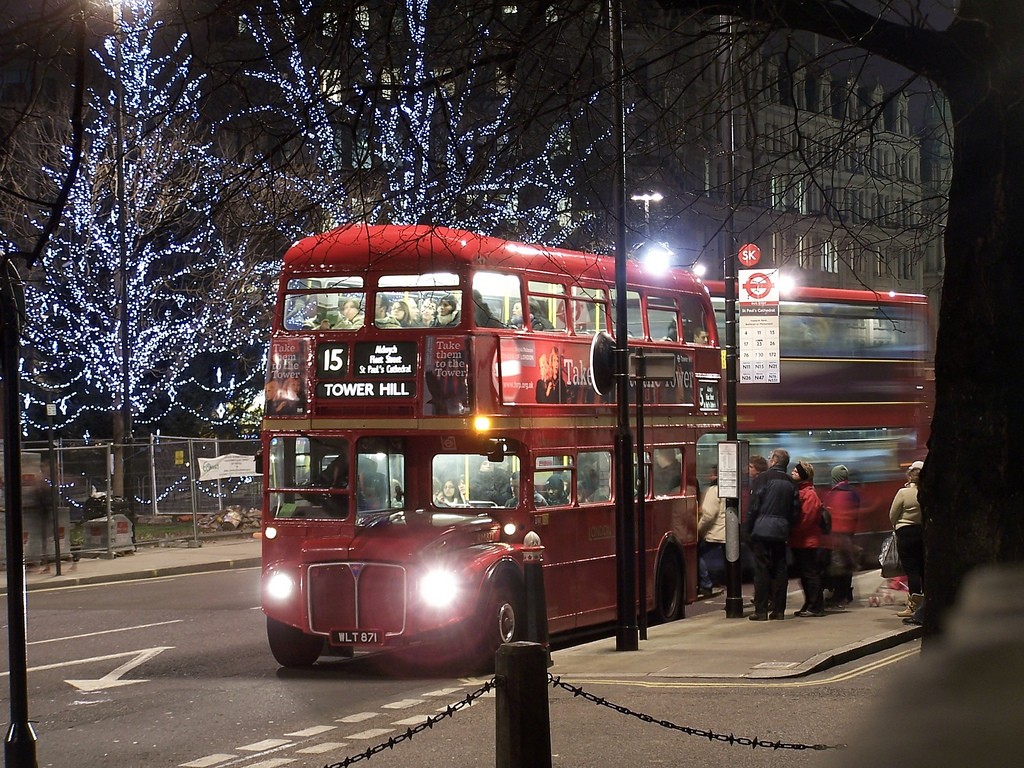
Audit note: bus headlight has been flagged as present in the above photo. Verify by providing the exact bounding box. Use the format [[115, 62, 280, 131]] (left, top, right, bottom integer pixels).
[[419, 569, 459, 608], [265, 571, 295, 601]]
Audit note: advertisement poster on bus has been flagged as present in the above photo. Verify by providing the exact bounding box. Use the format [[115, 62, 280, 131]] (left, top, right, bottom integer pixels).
[[497, 339, 695, 407], [266, 337, 309, 416], [424, 335, 469, 415]]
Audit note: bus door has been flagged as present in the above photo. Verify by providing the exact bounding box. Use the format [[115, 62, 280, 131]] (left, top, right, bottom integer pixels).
[[528, 455, 581, 632], [568, 449, 617, 625]]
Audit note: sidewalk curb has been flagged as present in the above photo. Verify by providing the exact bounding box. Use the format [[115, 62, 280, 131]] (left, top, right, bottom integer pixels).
[[14, 557, 262, 592], [749, 625, 924, 679]]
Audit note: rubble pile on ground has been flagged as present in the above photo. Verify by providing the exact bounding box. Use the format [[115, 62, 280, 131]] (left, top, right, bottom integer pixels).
[[135, 506, 261, 532]]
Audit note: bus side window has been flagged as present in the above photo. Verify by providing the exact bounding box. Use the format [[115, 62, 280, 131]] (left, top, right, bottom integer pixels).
[[534, 456, 574, 507], [679, 295, 711, 344], [652, 447, 683, 496], [578, 450, 612, 503], [611, 289, 644, 338]]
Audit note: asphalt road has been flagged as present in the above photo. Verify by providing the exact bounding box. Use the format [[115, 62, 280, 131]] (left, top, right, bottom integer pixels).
[[0, 567, 919, 768]]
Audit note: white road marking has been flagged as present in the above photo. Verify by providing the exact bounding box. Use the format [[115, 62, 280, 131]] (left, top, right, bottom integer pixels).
[[245, 760, 295, 768], [30, 620, 183, 646], [346, 728, 394, 740], [178, 755, 236, 768], [237, 739, 293, 751], [283, 725, 336, 737], [381, 698, 424, 709], [392, 715, 430, 726], [66, 647, 172, 691], [295, 742, 348, 754], [420, 686, 464, 696], [337, 711, 377, 723]]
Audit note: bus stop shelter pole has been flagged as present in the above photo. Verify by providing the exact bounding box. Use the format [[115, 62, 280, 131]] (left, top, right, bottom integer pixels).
[[609, 0, 638, 652], [722, 17, 745, 619]]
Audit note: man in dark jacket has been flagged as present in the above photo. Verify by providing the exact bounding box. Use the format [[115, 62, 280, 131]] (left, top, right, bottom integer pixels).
[[744, 448, 800, 620]]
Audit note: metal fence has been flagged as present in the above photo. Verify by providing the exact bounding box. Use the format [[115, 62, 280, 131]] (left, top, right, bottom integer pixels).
[[16, 435, 261, 560]]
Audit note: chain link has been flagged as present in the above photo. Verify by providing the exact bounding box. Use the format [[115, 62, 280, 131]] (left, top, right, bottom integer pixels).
[[308, 669, 848, 765], [322, 678, 499, 767], [548, 674, 847, 752]]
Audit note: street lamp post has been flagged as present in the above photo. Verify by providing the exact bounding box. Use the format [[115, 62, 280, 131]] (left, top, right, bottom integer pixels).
[[630, 192, 663, 240], [609, 0, 638, 653], [110, 0, 132, 499]]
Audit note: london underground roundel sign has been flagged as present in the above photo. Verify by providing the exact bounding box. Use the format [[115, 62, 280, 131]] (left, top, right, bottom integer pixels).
[[738, 243, 761, 267]]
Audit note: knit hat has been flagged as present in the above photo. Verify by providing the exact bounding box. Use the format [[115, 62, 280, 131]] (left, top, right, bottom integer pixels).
[[831, 465, 849, 484]]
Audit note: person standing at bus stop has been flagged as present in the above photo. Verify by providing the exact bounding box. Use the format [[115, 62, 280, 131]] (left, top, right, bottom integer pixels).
[[697, 464, 724, 598], [744, 448, 800, 621], [789, 460, 826, 617], [890, 460, 925, 619], [823, 464, 861, 610]]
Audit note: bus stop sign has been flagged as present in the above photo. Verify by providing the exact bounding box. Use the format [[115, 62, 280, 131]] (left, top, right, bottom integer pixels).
[[738, 243, 761, 267]]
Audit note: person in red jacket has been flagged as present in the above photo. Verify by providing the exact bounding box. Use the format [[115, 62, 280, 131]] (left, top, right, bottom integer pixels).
[[789, 460, 826, 617], [823, 464, 862, 610]]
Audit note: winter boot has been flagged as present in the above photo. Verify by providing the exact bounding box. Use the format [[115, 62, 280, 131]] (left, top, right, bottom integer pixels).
[[897, 593, 923, 618]]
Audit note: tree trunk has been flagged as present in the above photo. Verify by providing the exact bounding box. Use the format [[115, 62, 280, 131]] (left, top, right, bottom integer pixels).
[[922, 40, 1024, 635]]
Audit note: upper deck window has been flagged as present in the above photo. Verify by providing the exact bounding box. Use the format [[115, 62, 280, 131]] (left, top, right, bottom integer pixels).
[[568, 286, 607, 336], [282, 276, 365, 331], [609, 289, 644, 338], [375, 273, 461, 329], [527, 280, 568, 332], [647, 294, 680, 342], [473, 272, 520, 328]]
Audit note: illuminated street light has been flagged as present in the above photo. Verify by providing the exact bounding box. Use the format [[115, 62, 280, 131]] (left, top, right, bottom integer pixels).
[[640, 243, 674, 275], [630, 191, 663, 238]]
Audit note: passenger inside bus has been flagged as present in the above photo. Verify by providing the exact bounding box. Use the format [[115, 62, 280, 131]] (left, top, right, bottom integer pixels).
[[357, 472, 388, 511], [299, 452, 349, 518], [653, 448, 683, 495], [472, 289, 505, 328], [578, 466, 610, 503], [432, 294, 461, 327], [541, 475, 570, 506], [435, 478, 467, 507], [388, 299, 418, 327], [337, 298, 365, 329]]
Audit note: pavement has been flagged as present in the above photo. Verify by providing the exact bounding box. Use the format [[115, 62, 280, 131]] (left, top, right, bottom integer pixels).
[[1, 536, 922, 679]]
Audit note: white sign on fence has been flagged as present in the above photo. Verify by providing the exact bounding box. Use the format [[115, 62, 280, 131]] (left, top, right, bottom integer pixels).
[[198, 453, 257, 481]]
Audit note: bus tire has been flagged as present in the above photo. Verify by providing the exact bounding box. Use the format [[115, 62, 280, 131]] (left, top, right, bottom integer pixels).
[[469, 579, 523, 674], [267, 617, 324, 668], [653, 548, 685, 623]]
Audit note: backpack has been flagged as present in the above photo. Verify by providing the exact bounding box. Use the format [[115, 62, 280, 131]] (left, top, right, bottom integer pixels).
[[819, 506, 833, 534]]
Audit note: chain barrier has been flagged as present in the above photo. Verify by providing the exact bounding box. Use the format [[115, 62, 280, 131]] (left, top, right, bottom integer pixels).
[[548, 674, 847, 752], [322, 677, 499, 767]]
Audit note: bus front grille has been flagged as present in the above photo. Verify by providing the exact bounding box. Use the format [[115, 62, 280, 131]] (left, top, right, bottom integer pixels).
[[307, 562, 407, 637]]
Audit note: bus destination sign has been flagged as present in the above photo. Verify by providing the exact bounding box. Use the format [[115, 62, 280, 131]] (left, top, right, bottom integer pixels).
[[315, 341, 418, 400]]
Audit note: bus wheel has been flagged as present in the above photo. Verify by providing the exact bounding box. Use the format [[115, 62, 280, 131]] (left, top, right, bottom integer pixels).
[[469, 580, 523, 674], [267, 617, 324, 668], [653, 550, 685, 623]]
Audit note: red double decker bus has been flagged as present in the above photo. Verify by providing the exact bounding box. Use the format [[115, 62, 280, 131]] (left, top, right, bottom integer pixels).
[[260, 224, 723, 670], [701, 281, 933, 561]]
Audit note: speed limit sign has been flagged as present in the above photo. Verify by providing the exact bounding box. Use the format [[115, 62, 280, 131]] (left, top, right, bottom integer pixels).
[[738, 243, 761, 267]]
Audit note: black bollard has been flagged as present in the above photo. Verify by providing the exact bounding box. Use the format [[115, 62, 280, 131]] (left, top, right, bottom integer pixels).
[[495, 642, 552, 768], [522, 532, 550, 663]]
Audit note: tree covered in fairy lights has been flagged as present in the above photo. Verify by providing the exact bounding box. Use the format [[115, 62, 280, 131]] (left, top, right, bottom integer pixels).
[[235, 0, 609, 245], [18, 0, 275, 439], [11, 0, 616, 441]]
